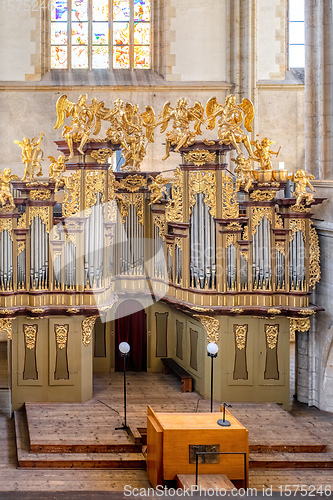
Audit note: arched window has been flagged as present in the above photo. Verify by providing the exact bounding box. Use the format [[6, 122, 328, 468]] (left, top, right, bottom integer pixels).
[[51, 0, 151, 69], [289, 0, 304, 68]]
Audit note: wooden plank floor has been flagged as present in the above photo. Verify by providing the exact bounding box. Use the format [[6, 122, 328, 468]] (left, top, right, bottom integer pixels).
[[0, 372, 331, 491], [26, 373, 326, 454]]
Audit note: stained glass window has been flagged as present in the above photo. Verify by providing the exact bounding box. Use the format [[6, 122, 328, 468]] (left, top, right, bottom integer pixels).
[[51, 0, 150, 69], [289, 0, 305, 68]]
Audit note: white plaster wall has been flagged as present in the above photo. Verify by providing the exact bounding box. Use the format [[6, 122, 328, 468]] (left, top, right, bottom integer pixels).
[[169, 0, 227, 82], [256, 0, 286, 81], [0, 11, 36, 81], [257, 88, 305, 172]]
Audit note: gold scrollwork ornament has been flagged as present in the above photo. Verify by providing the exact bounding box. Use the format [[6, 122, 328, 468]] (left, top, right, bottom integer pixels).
[[0, 318, 13, 339], [91, 148, 114, 164], [82, 316, 98, 346], [235, 325, 247, 350], [24, 325, 37, 349], [55, 325, 68, 349], [183, 149, 216, 166], [265, 325, 279, 349], [194, 315, 219, 343]]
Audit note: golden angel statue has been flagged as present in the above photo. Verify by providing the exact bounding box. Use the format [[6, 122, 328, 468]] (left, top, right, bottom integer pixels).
[[206, 94, 255, 158], [148, 174, 169, 204], [232, 155, 254, 193], [0, 169, 19, 208], [158, 98, 204, 160], [14, 132, 44, 181], [104, 98, 126, 145], [251, 137, 280, 170], [48, 154, 67, 192], [54, 94, 107, 159], [104, 100, 155, 171], [288, 169, 316, 206]]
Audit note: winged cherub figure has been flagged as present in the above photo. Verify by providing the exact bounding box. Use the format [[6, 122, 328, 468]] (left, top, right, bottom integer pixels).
[[48, 154, 67, 192], [206, 94, 255, 158], [54, 94, 107, 159], [288, 169, 316, 206], [14, 132, 44, 181], [148, 174, 169, 204], [251, 137, 281, 170], [231, 155, 254, 193], [0, 169, 19, 208], [158, 98, 204, 160]]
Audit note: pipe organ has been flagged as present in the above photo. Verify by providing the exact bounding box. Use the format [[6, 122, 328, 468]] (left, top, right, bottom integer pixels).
[[0, 95, 325, 410]]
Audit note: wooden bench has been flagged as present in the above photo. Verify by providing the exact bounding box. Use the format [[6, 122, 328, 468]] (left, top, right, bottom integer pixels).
[[161, 358, 193, 393]]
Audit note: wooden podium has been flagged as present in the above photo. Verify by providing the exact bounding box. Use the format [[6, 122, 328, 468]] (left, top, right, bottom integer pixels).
[[147, 406, 249, 489]]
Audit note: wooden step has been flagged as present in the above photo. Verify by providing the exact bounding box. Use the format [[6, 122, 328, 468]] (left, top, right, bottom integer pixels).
[[15, 412, 146, 470], [249, 452, 333, 469], [25, 403, 142, 453], [176, 474, 235, 490]]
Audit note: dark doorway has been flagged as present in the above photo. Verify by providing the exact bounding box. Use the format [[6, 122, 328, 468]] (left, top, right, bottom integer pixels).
[[115, 300, 147, 371]]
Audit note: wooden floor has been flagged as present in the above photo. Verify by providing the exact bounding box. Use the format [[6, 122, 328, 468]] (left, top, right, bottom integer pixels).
[[0, 371, 332, 491]]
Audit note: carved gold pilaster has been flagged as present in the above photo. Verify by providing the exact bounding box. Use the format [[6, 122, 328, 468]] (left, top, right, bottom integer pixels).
[[82, 316, 98, 346]]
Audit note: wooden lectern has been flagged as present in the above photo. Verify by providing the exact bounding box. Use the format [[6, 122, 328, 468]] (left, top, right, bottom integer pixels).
[[147, 406, 249, 489]]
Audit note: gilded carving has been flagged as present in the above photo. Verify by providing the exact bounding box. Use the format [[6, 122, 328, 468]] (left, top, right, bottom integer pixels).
[[231, 308, 244, 314], [275, 241, 285, 256], [275, 213, 284, 229], [66, 308, 80, 313], [267, 308, 281, 315], [251, 207, 273, 235], [265, 325, 279, 349], [55, 324, 68, 350], [117, 193, 131, 223], [183, 149, 216, 166], [17, 241, 25, 256], [63, 170, 81, 218], [250, 190, 276, 202], [17, 213, 27, 229], [292, 205, 311, 213], [0, 309, 13, 315], [133, 194, 144, 225], [0, 218, 13, 240], [194, 315, 219, 343], [288, 169, 315, 206], [31, 308, 44, 313], [159, 98, 204, 160], [29, 207, 50, 233], [242, 226, 249, 240], [289, 318, 310, 338], [148, 175, 169, 204], [190, 306, 213, 312], [153, 213, 166, 240], [222, 171, 239, 218], [85, 170, 106, 214], [189, 171, 216, 217], [0, 169, 18, 209], [0, 318, 13, 339], [235, 325, 247, 350], [82, 315, 98, 346], [14, 132, 44, 181], [166, 168, 183, 222], [309, 222, 320, 289], [240, 250, 248, 262], [299, 309, 315, 316], [114, 175, 147, 193], [24, 324, 37, 349], [91, 148, 114, 164], [290, 219, 306, 242], [30, 189, 51, 200]]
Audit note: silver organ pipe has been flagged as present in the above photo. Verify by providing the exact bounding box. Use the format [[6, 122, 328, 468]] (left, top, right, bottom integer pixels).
[[154, 226, 165, 278], [64, 242, 76, 288], [30, 216, 49, 289], [0, 230, 13, 290], [289, 230, 305, 289], [119, 199, 144, 276], [276, 249, 285, 289], [240, 252, 248, 288], [226, 244, 237, 289], [175, 244, 182, 285], [190, 193, 216, 289], [252, 216, 272, 288], [84, 193, 104, 287]]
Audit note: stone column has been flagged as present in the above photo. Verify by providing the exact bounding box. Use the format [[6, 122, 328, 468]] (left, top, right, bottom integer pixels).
[[305, 0, 333, 179]]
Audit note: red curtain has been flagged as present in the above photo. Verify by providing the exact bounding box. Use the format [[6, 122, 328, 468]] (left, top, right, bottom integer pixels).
[[115, 300, 147, 371]]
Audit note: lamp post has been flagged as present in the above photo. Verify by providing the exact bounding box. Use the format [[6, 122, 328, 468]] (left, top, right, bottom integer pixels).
[[115, 341, 130, 434], [207, 342, 218, 412]]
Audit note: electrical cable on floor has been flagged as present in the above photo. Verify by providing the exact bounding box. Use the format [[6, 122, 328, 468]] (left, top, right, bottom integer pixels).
[[96, 399, 121, 417]]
